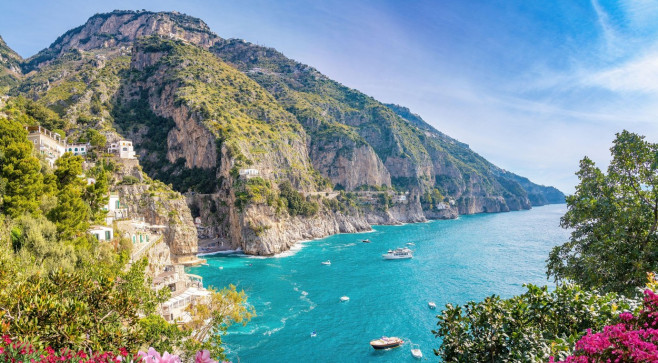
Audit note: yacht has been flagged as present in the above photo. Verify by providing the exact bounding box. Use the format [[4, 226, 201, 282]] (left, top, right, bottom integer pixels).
[[382, 247, 413, 260], [370, 336, 404, 350]]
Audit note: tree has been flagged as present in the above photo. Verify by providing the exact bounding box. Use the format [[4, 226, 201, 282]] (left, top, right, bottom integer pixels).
[[49, 154, 89, 239], [547, 131, 658, 294], [85, 168, 109, 223], [0, 117, 45, 217]]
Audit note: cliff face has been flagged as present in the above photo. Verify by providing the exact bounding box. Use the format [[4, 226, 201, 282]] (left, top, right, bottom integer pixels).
[[116, 182, 198, 263], [310, 136, 391, 190]]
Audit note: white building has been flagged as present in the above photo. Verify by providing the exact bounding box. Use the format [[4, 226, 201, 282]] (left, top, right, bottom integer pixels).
[[102, 193, 128, 225], [25, 126, 66, 167], [89, 225, 113, 241], [238, 168, 259, 178], [108, 140, 136, 159], [65, 143, 89, 156]]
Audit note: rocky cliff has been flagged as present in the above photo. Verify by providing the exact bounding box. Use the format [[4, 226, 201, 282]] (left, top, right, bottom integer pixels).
[[2, 10, 565, 256], [112, 161, 198, 263]]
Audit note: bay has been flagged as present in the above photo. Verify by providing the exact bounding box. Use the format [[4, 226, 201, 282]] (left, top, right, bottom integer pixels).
[[188, 204, 570, 362]]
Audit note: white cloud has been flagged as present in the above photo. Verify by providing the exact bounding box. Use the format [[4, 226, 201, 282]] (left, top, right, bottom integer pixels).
[[585, 49, 658, 93]]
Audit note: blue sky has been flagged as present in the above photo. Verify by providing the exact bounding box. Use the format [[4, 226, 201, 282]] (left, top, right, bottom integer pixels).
[[2, 0, 658, 193]]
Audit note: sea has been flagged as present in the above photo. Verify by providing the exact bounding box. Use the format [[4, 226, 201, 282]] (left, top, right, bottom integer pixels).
[[188, 204, 570, 363]]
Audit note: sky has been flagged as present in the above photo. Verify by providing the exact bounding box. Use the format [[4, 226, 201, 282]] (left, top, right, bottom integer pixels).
[[2, 0, 658, 194]]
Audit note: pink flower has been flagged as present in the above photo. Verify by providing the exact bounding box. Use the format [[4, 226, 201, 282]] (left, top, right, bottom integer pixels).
[[137, 348, 161, 363], [195, 350, 217, 363], [159, 352, 181, 363]]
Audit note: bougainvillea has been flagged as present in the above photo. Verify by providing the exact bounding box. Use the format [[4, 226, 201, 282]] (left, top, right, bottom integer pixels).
[[0, 334, 125, 362], [552, 289, 658, 362], [0, 337, 225, 363]]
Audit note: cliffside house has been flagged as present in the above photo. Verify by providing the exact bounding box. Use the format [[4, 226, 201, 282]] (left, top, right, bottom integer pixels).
[[108, 140, 136, 159], [238, 168, 259, 178], [66, 143, 89, 156], [25, 126, 66, 167], [89, 225, 114, 241], [102, 193, 128, 225], [394, 194, 407, 203], [154, 265, 211, 323]]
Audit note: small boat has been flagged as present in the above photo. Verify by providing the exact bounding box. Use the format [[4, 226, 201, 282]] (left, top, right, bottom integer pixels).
[[340, 296, 350, 302], [382, 247, 413, 260], [321, 260, 331, 265], [411, 345, 423, 359], [310, 331, 317, 338], [406, 242, 415, 246], [428, 302, 437, 309], [362, 239, 371, 243], [370, 336, 404, 350]]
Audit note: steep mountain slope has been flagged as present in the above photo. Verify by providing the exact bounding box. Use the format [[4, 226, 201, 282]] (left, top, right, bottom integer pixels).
[[3, 10, 564, 255], [210, 39, 563, 213], [0, 35, 22, 92]]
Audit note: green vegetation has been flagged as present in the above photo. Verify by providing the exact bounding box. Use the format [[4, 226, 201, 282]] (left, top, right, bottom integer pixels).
[[433, 284, 634, 362], [548, 131, 658, 294], [278, 180, 319, 217]]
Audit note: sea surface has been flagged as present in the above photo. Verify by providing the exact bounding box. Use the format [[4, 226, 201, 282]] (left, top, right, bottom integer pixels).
[[189, 204, 570, 362]]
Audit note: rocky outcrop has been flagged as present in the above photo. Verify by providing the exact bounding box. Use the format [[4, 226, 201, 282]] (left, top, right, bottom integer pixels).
[[116, 183, 198, 263], [25, 10, 220, 71], [240, 205, 371, 255]]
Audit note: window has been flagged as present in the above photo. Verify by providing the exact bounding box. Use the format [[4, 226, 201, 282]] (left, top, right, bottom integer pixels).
[[132, 235, 136, 243], [94, 233, 100, 240], [115, 200, 120, 209], [105, 231, 111, 240], [139, 234, 143, 243], [74, 148, 78, 151]]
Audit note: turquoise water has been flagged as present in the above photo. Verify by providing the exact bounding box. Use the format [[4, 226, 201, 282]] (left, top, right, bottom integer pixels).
[[189, 204, 570, 362]]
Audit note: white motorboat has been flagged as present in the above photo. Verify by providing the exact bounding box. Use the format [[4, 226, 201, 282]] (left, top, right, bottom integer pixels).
[[340, 296, 350, 302], [428, 301, 437, 309], [382, 247, 413, 260], [321, 260, 331, 265], [310, 331, 317, 338], [411, 345, 423, 359], [406, 242, 415, 246]]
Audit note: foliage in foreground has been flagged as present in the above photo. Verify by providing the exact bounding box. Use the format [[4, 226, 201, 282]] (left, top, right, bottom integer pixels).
[[553, 287, 658, 362], [0, 111, 253, 360], [432, 284, 636, 362], [547, 130, 658, 295]]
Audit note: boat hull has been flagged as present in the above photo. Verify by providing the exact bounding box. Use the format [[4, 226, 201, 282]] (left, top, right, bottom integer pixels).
[[382, 255, 412, 260]]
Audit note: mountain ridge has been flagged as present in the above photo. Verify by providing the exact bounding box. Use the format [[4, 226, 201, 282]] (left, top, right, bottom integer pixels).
[[0, 10, 565, 255]]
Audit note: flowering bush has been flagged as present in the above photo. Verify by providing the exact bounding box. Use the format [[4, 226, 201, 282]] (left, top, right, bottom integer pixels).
[[0, 336, 224, 363], [552, 289, 658, 362], [0, 334, 125, 362]]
